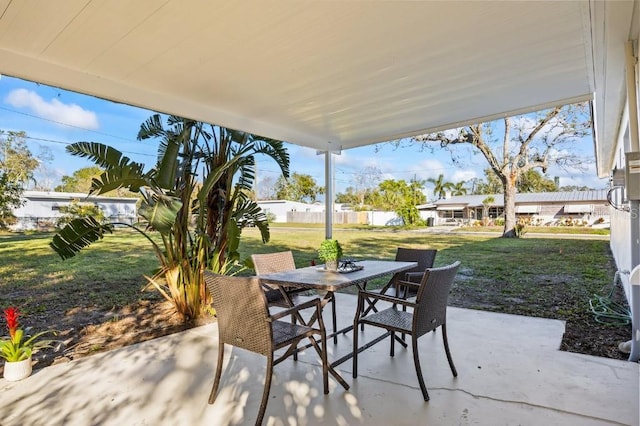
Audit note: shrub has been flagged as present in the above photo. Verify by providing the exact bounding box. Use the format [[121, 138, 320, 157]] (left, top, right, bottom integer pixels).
[[56, 200, 105, 228], [514, 218, 527, 238], [265, 211, 277, 223]]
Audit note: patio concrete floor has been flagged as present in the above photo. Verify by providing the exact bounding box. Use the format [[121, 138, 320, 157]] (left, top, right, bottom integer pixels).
[[1, 293, 638, 426]]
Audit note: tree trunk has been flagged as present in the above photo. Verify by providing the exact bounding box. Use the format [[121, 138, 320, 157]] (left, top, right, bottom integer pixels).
[[502, 176, 517, 238]]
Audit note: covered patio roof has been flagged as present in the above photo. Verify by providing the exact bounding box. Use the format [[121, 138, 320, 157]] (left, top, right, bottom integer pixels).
[[0, 1, 635, 177]]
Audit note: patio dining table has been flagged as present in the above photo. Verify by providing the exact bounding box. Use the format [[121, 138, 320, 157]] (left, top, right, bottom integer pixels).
[[260, 260, 417, 370]]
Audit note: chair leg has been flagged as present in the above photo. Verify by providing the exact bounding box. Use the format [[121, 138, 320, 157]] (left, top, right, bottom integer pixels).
[[352, 317, 359, 378], [256, 354, 274, 426], [412, 337, 430, 401], [208, 341, 225, 404], [390, 331, 395, 357], [441, 323, 457, 377], [332, 294, 338, 344], [292, 315, 298, 362], [320, 331, 329, 394]]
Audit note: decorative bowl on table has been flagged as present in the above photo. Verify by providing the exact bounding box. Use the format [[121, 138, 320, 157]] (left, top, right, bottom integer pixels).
[[337, 258, 364, 273]]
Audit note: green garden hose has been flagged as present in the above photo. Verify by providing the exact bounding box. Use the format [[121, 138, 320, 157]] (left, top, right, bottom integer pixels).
[[589, 271, 631, 326]]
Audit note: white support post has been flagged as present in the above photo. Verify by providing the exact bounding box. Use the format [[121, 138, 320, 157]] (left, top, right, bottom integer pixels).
[[324, 151, 334, 240]]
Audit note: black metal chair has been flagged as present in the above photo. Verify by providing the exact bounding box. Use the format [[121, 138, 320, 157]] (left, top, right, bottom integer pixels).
[[205, 272, 344, 425], [352, 261, 461, 401]]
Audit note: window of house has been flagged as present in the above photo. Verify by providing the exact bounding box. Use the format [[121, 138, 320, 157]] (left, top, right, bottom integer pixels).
[[488, 207, 504, 218], [439, 210, 464, 219]]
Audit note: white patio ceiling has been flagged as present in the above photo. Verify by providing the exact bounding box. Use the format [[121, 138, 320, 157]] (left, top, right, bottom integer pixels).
[[0, 1, 636, 177]]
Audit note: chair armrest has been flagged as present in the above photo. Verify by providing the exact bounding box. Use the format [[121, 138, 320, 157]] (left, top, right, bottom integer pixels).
[[396, 280, 420, 290], [403, 272, 423, 282], [358, 289, 415, 308], [270, 298, 321, 321], [395, 280, 420, 299]]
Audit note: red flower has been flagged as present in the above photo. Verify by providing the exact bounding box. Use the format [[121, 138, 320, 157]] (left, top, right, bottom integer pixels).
[[3, 307, 19, 341]]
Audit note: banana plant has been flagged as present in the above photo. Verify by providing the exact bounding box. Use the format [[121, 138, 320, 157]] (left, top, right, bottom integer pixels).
[[51, 115, 289, 322]]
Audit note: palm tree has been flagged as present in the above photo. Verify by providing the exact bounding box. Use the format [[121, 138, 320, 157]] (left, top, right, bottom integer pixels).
[[481, 195, 495, 225], [451, 181, 468, 196], [50, 115, 290, 322], [427, 174, 454, 199], [198, 126, 289, 270]]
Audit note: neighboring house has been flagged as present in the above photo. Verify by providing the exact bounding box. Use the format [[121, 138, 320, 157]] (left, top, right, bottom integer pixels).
[[417, 190, 609, 226], [256, 200, 370, 225], [256, 200, 326, 223], [12, 191, 138, 231]]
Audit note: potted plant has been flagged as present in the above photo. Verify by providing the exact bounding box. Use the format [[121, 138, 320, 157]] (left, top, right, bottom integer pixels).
[[317, 239, 343, 271], [1, 307, 56, 381]]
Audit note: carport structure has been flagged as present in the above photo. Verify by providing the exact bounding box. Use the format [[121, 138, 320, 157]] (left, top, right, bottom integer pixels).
[[0, 0, 638, 362]]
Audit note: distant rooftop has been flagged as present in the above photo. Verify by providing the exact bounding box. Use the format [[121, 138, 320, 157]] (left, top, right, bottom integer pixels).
[[417, 190, 609, 209], [23, 191, 138, 202]]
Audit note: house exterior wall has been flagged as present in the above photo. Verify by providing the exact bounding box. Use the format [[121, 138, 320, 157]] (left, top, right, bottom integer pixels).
[[609, 126, 636, 307], [607, 43, 640, 361], [257, 200, 326, 223], [287, 211, 369, 224], [257, 200, 413, 226], [425, 193, 610, 226], [611, 208, 632, 296], [12, 191, 138, 231], [367, 211, 404, 226]]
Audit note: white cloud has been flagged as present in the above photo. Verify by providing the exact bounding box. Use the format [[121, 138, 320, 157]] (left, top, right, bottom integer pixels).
[[451, 169, 478, 182], [410, 159, 448, 181], [5, 88, 99, 130], [333, 150, 352, 165]]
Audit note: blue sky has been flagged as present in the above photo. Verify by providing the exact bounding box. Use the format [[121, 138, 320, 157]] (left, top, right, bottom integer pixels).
[[0, 75, 607, 200]]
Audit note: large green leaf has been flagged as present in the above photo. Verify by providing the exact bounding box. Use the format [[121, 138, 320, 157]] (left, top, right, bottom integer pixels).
[[251, 139, 290, 178], [198, 154, 244, 203], [66, 142, 147, 195], [138, 193, 182, 235], [137, 114, 167, 141], [155, 137, 180, 190], [138, 114, 181, 190], [67, 142, 143, 170], [50, 217, 114, 260], [235, 198, 270, 243], [91, 165, 148, 194], [235, 157, 256, 193]]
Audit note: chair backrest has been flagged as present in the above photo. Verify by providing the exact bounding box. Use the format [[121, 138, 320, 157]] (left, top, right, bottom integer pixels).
[[413, 261, 461, 337], [251, 251, 296, 275], [204, 271, 272, 356], [388, 248, 438, 288], [395, 247, 437, 273]]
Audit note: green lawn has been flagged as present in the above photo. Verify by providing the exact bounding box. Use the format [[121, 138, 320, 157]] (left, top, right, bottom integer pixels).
[[0, 232, 161, 317], [0, 228, 615, 312], [0, 226, 628, 359]]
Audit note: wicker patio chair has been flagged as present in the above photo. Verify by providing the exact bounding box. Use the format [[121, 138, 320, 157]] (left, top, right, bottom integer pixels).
[[205, 272, 331, 425], [252, 251, 339, 344], [360, 248, 437, 324], [352, 261, 461, 401], [251, 251, 305, 305]]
